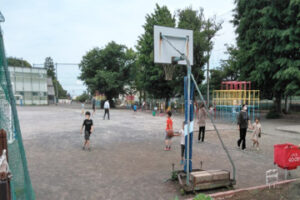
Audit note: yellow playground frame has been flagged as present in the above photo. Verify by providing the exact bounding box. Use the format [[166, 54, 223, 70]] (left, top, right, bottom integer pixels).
[[213, 90, 260, 122]]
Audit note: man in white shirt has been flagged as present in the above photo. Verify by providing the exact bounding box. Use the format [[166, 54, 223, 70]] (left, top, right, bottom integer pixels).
[[103, 100, 110, 120]]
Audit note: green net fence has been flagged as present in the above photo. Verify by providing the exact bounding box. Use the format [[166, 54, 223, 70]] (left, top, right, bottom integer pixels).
[[0, 27, 35, 199]]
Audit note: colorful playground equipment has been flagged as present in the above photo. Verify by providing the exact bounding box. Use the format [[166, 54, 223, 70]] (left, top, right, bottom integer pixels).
[[221, 81, 251, 90], [94, 93, 106, 108], [213, 81, 260, 123]]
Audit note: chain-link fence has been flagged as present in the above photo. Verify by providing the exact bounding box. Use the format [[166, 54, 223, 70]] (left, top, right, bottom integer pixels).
[[0, 27, 35, 199]]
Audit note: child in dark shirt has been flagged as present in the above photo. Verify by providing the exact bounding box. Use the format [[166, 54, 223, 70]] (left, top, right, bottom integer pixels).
[[81, 111, 94, 151]]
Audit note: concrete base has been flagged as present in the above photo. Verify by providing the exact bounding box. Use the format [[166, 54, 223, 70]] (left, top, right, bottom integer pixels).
[[178, 169, 234, 192]]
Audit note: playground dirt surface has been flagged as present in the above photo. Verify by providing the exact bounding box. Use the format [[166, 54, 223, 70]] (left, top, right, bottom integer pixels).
[[18, 106, 300, 200]]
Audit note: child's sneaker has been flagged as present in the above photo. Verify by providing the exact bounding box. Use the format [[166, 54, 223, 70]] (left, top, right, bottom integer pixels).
[[164, 147, 169, 151]]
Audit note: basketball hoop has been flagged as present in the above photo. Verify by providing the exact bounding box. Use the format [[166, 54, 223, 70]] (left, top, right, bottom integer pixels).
[[163, 64, 175, 81]]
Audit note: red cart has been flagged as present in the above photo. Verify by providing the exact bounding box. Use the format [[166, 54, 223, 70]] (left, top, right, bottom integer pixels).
[[274, 143, 300, 178]]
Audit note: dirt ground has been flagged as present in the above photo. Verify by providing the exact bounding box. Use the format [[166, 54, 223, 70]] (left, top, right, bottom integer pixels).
[[17, 106, 300, 200]]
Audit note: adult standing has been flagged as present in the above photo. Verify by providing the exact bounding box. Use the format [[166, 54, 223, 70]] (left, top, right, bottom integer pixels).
[[197, 103, 207, 142], [92, 96, 96, 115], [237, 104, 250, 150], [103, 100, 110, 120]]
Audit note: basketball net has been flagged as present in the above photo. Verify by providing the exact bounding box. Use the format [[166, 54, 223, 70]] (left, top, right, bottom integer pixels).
[[163, 64, 174, 81]]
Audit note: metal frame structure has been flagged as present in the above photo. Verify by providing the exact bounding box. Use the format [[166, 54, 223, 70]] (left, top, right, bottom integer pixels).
[[213, 90, 260, 122], [156, 26, 236, 185], [221, 81, 251, 90]]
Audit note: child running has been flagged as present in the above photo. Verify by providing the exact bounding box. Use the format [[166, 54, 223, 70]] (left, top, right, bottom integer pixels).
[[165, 111, 174, 151], [81, 111, 94, 151], [164, 111, 181, 151], [251, 118, 261, 150]]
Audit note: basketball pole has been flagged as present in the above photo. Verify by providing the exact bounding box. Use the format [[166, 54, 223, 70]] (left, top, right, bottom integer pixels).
[[158, 28, 236, 186], [186, 57, 191, 186], [161, 35, 192, 185]]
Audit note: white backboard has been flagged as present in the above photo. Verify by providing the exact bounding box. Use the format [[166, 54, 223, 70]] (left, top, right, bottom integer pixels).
[[154, 25, 193, 65]]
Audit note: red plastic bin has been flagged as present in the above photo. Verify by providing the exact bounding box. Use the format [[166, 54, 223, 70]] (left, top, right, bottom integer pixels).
[[274, 143, 300, 170]]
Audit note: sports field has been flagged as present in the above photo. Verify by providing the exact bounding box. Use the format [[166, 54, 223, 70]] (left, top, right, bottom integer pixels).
[[18, 106, 300, 200]]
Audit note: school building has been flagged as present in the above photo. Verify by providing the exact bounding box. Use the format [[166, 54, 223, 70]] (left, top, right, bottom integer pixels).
[[8, 66, 49, 105]]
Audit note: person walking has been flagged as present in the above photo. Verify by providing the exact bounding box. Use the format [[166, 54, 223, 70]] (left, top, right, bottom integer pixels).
[[103, 100, 110, 120], [237, 104, 250, 150], [92, 96, 96, 115], [197, 103, 207, 142]]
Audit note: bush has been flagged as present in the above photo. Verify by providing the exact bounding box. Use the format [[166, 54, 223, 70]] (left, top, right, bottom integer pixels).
[[193, 194, 212, 200], [266, 110, 282, 119], [75, 92, 90, 103], [170, 171, 178, 181]]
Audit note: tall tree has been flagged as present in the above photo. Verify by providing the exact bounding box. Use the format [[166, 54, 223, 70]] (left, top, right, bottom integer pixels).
[[79, 41, 134, 102], [7, 57, 31, 68], [220, 45, 240, 81], [209, 45, 240, 92], [136, 4, 176, 103], [209, 68, 225, 91], [136, 5, 221, 104], [44, 57, 68, 98], [44, 57, 56, 78], [233, 0, 300, 113], [177, 7, 222, 91]]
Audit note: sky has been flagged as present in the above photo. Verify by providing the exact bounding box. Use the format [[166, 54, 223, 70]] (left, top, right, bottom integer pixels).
[[1, 0, 236, 96]]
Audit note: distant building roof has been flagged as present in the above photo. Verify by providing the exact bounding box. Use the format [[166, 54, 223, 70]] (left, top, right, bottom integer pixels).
[[8, 65, 46, 71]]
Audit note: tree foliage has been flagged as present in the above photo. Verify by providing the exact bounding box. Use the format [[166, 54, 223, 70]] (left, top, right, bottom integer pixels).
[[233, 0, 300, 112], [7, 57, 31, 68], [209, 45, 240, 91], [79, 41, 135, 100], [75, 92, 90, 103], [44, 57, 68, 98], [136, 4, 176, 101], [44, 57, 56, 79], [177, 7, 222, 93], [136, 5, 221, 102]]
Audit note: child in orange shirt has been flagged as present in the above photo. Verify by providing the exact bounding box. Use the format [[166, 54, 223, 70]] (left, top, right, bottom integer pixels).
[[165, 111, 173, 151]]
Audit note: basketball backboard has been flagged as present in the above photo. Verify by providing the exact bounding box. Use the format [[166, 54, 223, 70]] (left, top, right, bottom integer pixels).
[[154, 25, 193, 65]]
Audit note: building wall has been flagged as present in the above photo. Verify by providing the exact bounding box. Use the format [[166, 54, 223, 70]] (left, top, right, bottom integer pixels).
[[8, 66, 48, 105]]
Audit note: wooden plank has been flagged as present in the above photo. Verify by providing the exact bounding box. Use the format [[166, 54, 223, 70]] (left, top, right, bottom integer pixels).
[[191, 170, 230, 185]]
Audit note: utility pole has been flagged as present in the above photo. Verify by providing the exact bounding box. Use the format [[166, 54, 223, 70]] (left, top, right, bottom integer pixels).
[[207, 52, 210, 106], [55, 63, 58, 105]]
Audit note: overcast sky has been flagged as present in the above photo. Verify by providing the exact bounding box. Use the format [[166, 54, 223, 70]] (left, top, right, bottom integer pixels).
[[1, 0, 236, 96]]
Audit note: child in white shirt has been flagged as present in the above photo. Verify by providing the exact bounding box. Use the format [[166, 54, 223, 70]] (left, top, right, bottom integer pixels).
[[179, 122, 185, 165]]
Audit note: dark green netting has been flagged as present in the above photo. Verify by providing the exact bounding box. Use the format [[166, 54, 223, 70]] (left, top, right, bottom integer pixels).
[[0, 27, 35, 199]]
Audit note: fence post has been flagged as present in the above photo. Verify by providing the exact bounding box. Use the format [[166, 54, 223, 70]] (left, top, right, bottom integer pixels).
[[0, 129, 11, 200]]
